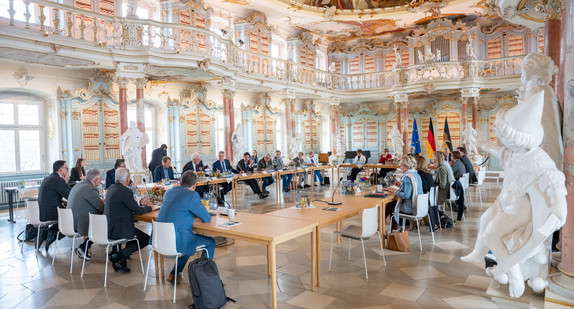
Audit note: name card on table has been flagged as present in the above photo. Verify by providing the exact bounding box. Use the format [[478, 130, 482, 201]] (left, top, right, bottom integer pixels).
[[241, 173, 247, 176], [262, 171, 268, 174]]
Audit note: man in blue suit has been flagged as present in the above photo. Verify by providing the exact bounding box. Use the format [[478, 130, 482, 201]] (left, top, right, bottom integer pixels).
[[153, 156, 175, 183], [157, 171, 215, 282], [212, 150, 237, 205]]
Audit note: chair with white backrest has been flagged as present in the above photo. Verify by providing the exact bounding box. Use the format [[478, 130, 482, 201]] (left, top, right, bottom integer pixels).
[[470, 168, 486, 207], [396, 193, 434, 250], [52, 208, 82, 273], [328, 205, 385, 279], [446, 183, 457, 220], [22, 200, 57, 254], [143, 220, 209, 303], [428, 186, 441, 230], [460, 173, 470, 207], [81, 214, 144, 287]]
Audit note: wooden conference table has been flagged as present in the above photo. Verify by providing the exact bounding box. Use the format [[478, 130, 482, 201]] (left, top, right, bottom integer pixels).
[[133, 211, 317, 309], [265, 192, 395, 287]]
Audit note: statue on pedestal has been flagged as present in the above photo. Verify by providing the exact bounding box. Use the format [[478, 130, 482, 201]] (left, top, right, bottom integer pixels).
[[231, 123, 245, 165], [121, 121, 150, 172], [461, 53, 567, 298], [461, 125, 482, 164], [289, 132, 303, 159], [389, 125, 403, 156]]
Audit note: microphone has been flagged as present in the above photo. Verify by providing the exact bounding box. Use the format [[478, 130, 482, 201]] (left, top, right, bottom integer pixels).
[[328, 177, 343, 205], [142, 177, 152, 197]]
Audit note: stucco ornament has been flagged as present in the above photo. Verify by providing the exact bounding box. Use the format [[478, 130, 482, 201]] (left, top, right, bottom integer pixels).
[[231, 123, 245, 165], [461, 53, 567, 298], [120, 121, 150, 172], [389, 125, 403, 156]]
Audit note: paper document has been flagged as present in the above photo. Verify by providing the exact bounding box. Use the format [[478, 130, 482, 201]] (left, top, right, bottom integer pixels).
[[322, 207, 341, 211], [219, 221, 242, 227]]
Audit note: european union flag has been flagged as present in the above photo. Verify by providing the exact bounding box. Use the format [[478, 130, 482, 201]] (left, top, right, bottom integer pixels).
[[411, 119, 421, 154]]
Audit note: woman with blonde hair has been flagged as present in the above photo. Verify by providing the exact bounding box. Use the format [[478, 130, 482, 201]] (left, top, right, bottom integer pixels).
[[386, 155, 424, 230], [414, 155, 433, 194]]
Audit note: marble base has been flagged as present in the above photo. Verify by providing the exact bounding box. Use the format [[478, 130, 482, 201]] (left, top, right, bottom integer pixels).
[[546, 273, 574, 307], [131, 171, 151, 185], [486, 280, 544, 308]]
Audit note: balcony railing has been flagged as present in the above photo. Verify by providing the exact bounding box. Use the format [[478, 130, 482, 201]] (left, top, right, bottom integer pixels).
[[0, 0, 523, 91]]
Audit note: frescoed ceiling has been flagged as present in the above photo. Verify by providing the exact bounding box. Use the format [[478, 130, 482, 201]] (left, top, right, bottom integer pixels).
[[295, 18, 403, 41]]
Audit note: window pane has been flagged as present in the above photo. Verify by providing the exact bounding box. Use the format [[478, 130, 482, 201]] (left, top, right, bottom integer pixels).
[[19, 130, 41, 171], [0, 103, 14, 125], [17, 104, 39, 125], [0, 130, 16, 173]]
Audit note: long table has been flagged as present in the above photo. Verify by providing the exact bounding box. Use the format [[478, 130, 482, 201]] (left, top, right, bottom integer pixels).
[[133, 211, 317, 309], [309, 165, 336, 190], [265, 192, 395, 287], [3, 185, 40, 223]]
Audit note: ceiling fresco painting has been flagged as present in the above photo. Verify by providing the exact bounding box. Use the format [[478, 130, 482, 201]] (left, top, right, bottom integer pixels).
[[296, 18, 402, 41]]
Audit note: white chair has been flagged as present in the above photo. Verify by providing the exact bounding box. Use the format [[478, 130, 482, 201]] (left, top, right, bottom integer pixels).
[[396, 193, 434, 250], [328, 205, 385, 279], [22, 200, 57, 254], [446, 182, 458, 220], [460, 173, 470, 206], [52, 208, 82, 273], [143, 221, 208, 303], [470, 168, 486, 207], [428, 186, 441, 230], [81, 214, 144, 287]]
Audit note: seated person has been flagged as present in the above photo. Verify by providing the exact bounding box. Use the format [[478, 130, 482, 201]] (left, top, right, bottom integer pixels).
[[252, 149, 259, 164], [157, 171, 215, 283], [37, 160, 72, 251], [414, 155, 434, 194], [105, 168, 156, 272], [293, 152, 310, 188], [182, 153, 209, 198], [377, 148, 395, 179], [256, 154, 275, 193], [386, 156, 423, 230], [304, 151, 324, 186], [68, 168, 104, 260], [236, 152, 268, 199], [408, 146, 417, 157], [451, 150, 466, 180], [212, 150, 238, 204], [70, 158, 86, 183], [350, 149, 367, 182], [457, 146, 477, 183], [106, 159, 126, 189], [153, 156, 175, 183], [272, 150, 293, 192]]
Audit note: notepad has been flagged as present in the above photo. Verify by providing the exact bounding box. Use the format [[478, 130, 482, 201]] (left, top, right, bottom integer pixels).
[[219, 221, 242, 227], [322, 207, 341, 211]]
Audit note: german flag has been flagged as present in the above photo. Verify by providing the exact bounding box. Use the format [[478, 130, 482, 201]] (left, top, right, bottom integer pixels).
[[426, 118, 436, 159]]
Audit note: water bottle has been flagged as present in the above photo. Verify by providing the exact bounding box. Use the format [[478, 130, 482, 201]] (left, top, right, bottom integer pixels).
[[295, 190, 302, 208], [209, 193, 218, 211]]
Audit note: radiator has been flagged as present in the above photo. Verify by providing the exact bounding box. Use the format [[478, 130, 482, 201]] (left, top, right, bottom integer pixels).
[[0, 178, 44, 206]]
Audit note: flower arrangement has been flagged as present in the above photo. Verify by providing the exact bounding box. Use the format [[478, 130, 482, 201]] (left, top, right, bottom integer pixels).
[[151, 186, 166, 201], [196, 170, 205, 179], [210, 171, 221, 178]]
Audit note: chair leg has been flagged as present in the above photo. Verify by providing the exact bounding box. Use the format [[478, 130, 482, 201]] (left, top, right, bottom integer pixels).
[[360, 239, 368, 279], [416, 220, 422, 251], [70, 236, 76, 273], [328, 233, 335, 271], [144, 249, 153, 290], [52, 231, 61, 265], [134, 239, 144, 274], [173, 256, 178, 303], [427, 215, 435, 244], [376, 231, 386, 265], [81, 239, 89, 277], [104, 245, 109, 287], [35, 225, 41, 254]]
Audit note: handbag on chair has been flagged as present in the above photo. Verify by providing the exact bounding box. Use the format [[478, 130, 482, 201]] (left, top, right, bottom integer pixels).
[[386, 230, 410, 252]]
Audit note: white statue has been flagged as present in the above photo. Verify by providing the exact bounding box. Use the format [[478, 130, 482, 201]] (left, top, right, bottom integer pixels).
[[289, 132, 303, 159], [389, 125, 403, 156], [393, 47, 401, 69], [461, 53, 567, 298], [121, 121, 150, 172], [231, 123, 245, 165], [461, 125, 482, 165], [466, 38, 476, 60]]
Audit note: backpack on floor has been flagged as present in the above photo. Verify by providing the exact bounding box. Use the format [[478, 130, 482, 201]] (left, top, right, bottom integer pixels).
[[188, 257, 235, 309], [439, 210, 453, 229]]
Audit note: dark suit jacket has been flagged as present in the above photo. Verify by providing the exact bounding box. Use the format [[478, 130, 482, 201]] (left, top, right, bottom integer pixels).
[[153, 165, 175, 182], [70, 168, 85, 183], [257, 159, 272, 171], [38, 172, 71, 221], [105, 168, 115, 189], [148, 147, 167, 173], [182, 160, 205, 173], [212, 159, 238, 174], [236, 160, 255, 173], [104, 183, 152, 240], [460, 155, 476, 181], [417, 170, 434, 194], [68, 180, 104, 236]]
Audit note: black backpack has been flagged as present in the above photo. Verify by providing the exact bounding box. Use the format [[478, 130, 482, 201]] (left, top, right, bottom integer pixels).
[[439, 210, 454, 229], [188, 257, 235, 309]]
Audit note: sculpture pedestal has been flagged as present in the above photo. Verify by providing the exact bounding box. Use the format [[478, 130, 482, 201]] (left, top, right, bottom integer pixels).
[[131, 171, 151, 185], [486, 280, 544, 308], [546, 273, 574, 308]]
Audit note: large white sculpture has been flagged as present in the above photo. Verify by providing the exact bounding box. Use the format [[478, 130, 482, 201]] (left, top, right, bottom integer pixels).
[[461, 53, 567, 298], [461, 125, 482, 164], [288, 132, 303, 159], [121, 121, 150, 172], [389, 125, 403, 156], [231, 123, 245, 165]]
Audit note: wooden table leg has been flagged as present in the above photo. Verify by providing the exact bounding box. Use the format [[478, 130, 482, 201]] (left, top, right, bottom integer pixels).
[[378, 203, 384, 249], [268, 244, 277, 309], [311, 228, 316, 291], [311, 169, 315, 191], [276, 174, 280, 202], [160, 255, 165, 281], [154, 251, 159, 282], [316, 226, 321, 287]]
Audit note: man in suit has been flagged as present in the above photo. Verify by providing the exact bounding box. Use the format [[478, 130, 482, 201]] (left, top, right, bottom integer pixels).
[[37, 160, 71, 250], [182, 153, 209, 197], [237, 152, 268, 199], [457, 147, 477, 183], [293, 151, 310, 189], [105, 159, 126, 189], [148, 144, 168, 174], [67, 168, 104, 260], [272, 150, 293, 192], [105, 168, 157, 272], [153, 156, 175, 183], [157, 171, 215, 283], [212, 150, 237, 204], [256, 154, 275, 193]]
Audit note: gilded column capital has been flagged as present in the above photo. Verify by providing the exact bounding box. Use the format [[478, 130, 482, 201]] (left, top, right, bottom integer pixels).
[[133, 77, 147, 89], [117, 77, 129, 88], [535, 0, 564, 20], [222, 89, 236, 99]]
